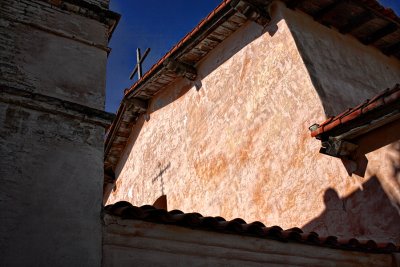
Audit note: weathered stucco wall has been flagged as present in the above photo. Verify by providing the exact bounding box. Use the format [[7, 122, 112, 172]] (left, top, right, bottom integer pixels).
[[0, 104, 104, 266], [108, 2, 400, 243], [102, 216, 395, 267], [0, 0, 116, 265], [0, 0, 109, 110]]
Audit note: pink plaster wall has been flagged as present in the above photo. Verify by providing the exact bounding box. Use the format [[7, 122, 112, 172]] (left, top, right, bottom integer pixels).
[[108, 3, 400, 243]]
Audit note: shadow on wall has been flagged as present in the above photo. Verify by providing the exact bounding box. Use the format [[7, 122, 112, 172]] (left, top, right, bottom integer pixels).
[[303, 120, 400, 242], [104, 115, 147, 203], [284, 7, 400, 118], [342, 120, 400, 177], [302, 146, 400, 243], [152, 162, 171, 196], [282, 6, 400, 242]]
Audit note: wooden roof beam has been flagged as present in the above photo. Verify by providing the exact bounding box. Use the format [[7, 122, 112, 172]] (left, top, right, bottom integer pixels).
[[361, 23, 398, 45], [163, 59, 197, 81], [124, 97, 148, 113], [383, 41, 400, 56], [313, 0, 343, 23], [230, 0, 271, 26], [339, 11, 373, 34], [285, 0, 306, 10]]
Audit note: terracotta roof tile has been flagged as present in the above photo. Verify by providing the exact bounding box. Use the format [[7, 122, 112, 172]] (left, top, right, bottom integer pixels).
[[311, 84, 400, 138], [104, 201, 399, 254]]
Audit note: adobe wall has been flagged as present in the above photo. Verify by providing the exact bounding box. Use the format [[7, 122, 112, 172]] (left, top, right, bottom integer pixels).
[[0, 104, 105, 266], [109, 2, 400, 243], [0, 0, 117, 265], [0, 0, 110, 110]]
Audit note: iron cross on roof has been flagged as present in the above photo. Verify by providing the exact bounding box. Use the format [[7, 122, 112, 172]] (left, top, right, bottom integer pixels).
[[129, 48, 151, 80]]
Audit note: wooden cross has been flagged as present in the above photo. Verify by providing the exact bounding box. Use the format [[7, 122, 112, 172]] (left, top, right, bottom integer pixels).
[[129, 47, 151, 80]]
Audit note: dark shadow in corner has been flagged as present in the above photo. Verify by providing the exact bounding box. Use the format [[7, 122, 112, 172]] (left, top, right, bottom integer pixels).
[[304, 123, 400, 241], [284, 8, 399, 118], [105, 114, 147, 202], [302, 175, 400, 242], [103, 166, 116, 205], [267, 23, 279, 37]]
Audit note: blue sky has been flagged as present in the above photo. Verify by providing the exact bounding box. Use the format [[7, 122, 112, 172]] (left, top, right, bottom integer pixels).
[[106, 0, 400, 113]]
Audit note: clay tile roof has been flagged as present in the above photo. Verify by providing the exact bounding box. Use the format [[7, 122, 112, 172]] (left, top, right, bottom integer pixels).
[[310, 84, 400, 139], [104, 201, 399, 254]]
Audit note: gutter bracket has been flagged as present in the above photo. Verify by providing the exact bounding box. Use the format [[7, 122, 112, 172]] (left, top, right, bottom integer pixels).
[[163, 59, 197, 81], [123, 97, 148, 113], [319, 137, 358, 158], [230, 0, 271, 26]]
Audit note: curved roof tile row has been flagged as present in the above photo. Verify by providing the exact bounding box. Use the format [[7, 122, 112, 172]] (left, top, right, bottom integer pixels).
[[105, 201, 399, 254], [311, 83, 400, 138]]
